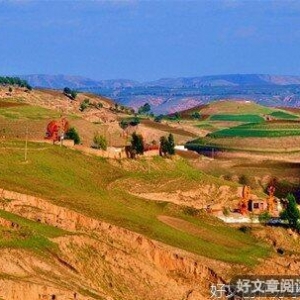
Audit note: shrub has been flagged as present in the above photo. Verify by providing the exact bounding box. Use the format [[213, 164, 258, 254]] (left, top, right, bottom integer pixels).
[[258, 212, 271, 224], [65, 127, 81, 145], [183, 206, 200, 217], [80, 99, 90, 111], [159, 134, 175, 156], [138, 103, 151, 115], [93, 133, 107, 150], [167, 133, 175, 155], [191, 112, 201, 119], [280, 193, 300, 230], [154, 115, 164, 123], [63, 87, 77, 100], [131, 132, 144, 155]]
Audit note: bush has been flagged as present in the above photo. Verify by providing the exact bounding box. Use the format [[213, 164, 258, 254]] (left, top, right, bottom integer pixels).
[[159, 133, 175, 156], [131, 132, 144, 155], [119, 117, 140, 130], [191, 112, 201, 119], [65, 127, 81, 144], [63, 87, 77, 100], [258, 212, 271, 224], [154, 115, 164, 123], [239, 226, 251, 234], [183, 206, 200, 216], [93, 133, 107, 150], [138, 103, 151, 115], [80, 99, 90, 111], [280, 193, 300, 230]]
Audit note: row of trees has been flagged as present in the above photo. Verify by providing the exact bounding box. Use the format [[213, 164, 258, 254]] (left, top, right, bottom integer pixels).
[[0, 76, 32, 90]]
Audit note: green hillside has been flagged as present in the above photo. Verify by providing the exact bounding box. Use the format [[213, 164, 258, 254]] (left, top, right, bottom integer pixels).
[[0, 141, 269, 265]]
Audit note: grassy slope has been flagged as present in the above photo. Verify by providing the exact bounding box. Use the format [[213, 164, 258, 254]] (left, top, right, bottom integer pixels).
[[200, 100, 274, 115], [0, 209, 67, 253], [0, 141, 269, 266]]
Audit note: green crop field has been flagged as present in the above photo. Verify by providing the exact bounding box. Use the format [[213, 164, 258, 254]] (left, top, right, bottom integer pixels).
[[209, 121, 300, 138], [0, 141, 270, 265], [209, 114, 264, 123], [269, 111, 299, 120]]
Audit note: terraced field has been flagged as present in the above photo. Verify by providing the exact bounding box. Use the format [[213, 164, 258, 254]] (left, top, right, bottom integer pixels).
[[209, 121, 300, 138], [269, 111, 299, 120], [209, 114, 264, 123]]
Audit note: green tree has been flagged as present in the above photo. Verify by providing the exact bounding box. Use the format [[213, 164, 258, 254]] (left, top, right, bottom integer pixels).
[[70, 90, 77, 100], [167, 133, 175, 155], [131, 132, 144, 155], [138, 103, 151, 115], [93, 133, 107, 150], [191, 112, 201, 119], [63, 87, 72, 94], [159, 136, 169, 156], [160, 134, 175, 156], [65, 127, 81, 145], [280, 193, 300, 230], [154, 115, 164, 123]]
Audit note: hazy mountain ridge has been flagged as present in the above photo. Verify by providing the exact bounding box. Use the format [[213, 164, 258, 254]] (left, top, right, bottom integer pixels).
[[19, 74, 139, 89], [19, 74, 300, 114], [20, 73, 300, 89]]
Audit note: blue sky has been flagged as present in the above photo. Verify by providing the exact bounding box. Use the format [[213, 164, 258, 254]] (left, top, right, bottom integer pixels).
[[0, 0, 300, 81]]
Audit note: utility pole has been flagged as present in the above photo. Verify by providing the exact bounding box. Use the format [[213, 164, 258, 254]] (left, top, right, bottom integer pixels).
[[24, 126, 28, 162]]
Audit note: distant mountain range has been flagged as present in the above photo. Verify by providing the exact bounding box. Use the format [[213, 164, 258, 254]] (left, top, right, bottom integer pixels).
[[20, 73, 300, 89], [19, 74, 300, 114]]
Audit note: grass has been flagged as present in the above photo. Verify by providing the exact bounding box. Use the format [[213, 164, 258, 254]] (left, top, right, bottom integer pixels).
[[0, 141, 270, 266], [269, 111, 299, 120], [210, 114, 264, 123], [0, 209, 67, 253], [0, 105, 61, 120], [200, 100, 274, 115], [209, 121, 300, 138]]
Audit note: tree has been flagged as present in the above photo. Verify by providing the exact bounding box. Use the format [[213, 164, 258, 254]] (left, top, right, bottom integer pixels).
[[280, 193, 300, 230], [93, 133, 107, 150], [154, 115, 164, 123], [131, 132, 144, 155], [167, 133, 175, 155], [63, 87, 77, 100], [191, 112, 201, 119], [159, 136, 169, 156], [70, 90, 77, 100], [65, 127, 81, 145], [63, 87, 72, 94], [138, 103, 151, 115], [159, 134, 176, 156]]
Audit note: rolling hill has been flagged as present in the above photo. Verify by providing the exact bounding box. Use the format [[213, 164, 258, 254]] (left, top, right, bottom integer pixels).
[[1, 86, 300, 298]]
